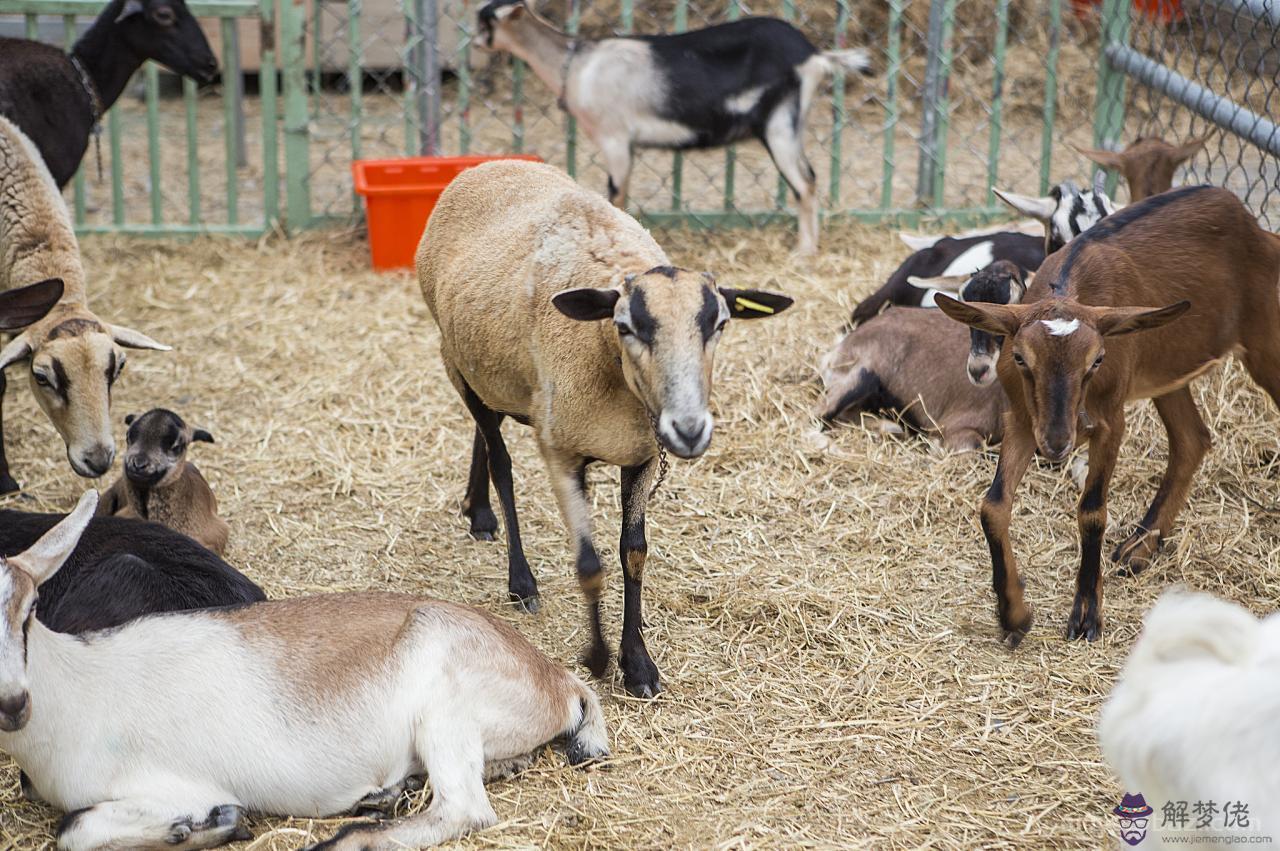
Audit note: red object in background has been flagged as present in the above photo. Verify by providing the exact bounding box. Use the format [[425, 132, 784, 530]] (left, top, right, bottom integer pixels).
[[1069, 0, 1183, 22], [352, 154, 543, 270]]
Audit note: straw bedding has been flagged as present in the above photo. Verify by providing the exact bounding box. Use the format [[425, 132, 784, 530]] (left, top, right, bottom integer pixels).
[[1, 222, 1278, 849]]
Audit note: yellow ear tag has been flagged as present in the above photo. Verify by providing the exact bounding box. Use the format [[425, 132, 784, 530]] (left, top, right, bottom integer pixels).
[[735, 296, 774, 315]]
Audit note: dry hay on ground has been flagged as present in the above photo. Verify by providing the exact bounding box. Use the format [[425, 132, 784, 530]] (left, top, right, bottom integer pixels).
[[2, 223, 1279, 849]]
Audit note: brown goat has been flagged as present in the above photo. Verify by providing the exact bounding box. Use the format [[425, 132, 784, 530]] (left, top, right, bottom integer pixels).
[[815, 308, 1005, 452], [1075, 135, 1209, 202], [98, 408, 228, 555], [937, 186, 1280, 646]]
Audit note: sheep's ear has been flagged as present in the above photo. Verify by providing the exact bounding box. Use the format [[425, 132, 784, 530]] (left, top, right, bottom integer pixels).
[[107, 324, 171, 351], [720, 288, 793, 320], [994, 188, 1056, 223], [0, 278, 62, 331], [115, 0, 145, 22], [124, 413, 137, 426], [906, 274, 967, 294], [552, 288, 620, 322], [191, 428, 214, 444], [0, 334, 32, 371], [10, 490, 97, 586]]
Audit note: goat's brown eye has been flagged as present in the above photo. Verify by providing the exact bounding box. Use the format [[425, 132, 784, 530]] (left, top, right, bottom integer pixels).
[[153, 6, 176, 25], [1092, 353, 1104, 369], [1012, 352, 1026, 367]]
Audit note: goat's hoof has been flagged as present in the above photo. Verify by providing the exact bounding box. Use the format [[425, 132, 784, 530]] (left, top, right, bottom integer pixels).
[[509, 591, 540, 614], [0, 474, 18, 495], [1066, 601, 1102, 642], [1002, 628, 1028, 650], [467, 507, 499, 541], [997, 604, 1033, 649], [620, 654, 661, 698], [470, 529, 496, 542], [1112, 529, 1162, 576], [581, 640, 612, 679]]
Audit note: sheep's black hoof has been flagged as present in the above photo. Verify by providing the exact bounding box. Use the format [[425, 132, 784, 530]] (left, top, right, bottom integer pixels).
[[467, 506, 499, 541], [470, 528, 497, 542], [509, 591, 540, 614], [1066, 597, 1102, 642], [620, 649, 660, 698], [0, 473, 18, 495]]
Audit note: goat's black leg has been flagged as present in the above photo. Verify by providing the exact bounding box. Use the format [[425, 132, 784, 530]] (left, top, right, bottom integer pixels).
[[0, 371, 16, 495], [462, 426, 498, 541], [619, 459, 660, 697], [461, 385, 538, 612]]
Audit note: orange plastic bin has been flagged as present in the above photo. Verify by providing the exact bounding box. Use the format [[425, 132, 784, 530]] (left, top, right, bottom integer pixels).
[[352, 154, 542, 270]]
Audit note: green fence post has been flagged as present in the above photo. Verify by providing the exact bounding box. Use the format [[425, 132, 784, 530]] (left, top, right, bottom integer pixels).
[[722, 0, 740, 212], [985, 0, 1009, 205], [145, 62, 162, 225], [916, 0, 955, 209], [348, 0, 362, 165], [24, 13, 37, 39], [109, 105, 124, 225], [880, 0, 901, 211], [564, 0, 580, 179], [402, 0, 417, 154], [282, 0, 311, 229], [184, 77, 200, 225], [784, 0, 800, 210], [456, 10, 472, 154], [1039, 0, 1062, 195], [63, 15, 87, 226], [222, 18, 240, 225], [261, 0, 280, 226], [670, 0, 687, 211], [1093, 0, 1129, 196]]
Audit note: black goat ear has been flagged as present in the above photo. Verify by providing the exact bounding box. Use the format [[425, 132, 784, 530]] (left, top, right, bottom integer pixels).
[[124, 413, 136, 426], [191, 429, 214, 444], [116, 0, 145, 22]]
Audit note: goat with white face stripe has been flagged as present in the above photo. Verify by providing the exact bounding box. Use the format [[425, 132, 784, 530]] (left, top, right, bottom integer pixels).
[[475, 0, 872, 255], [995, 174, 1118, 256], [0, 490, 609, 851]]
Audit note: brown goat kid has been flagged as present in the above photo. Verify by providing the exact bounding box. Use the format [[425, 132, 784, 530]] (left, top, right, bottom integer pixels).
[[937, 185, 1280, 646], [1076, 135, 1209, 203], [99, 408, 229, 555]]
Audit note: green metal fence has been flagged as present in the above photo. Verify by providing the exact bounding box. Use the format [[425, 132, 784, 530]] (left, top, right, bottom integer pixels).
[[4, 0, 1117, 235]]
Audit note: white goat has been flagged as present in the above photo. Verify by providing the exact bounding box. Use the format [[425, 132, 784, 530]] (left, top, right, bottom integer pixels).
[[1100, 591, 1280, 832], [0, 491, 608, 851]]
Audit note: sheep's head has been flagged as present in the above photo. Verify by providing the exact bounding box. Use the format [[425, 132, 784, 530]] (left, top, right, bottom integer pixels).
[[0, 490, 97, 732], [908, 260, 1033, 386], [553, 267, 792, 459], [476, 0, 530, 52], [0, 313, 170, 479], [122, 408, 213, 489], [111, 0, 218, 84]]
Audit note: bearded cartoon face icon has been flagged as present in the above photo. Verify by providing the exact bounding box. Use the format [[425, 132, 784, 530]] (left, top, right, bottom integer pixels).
[[1114, 793, 1154, 846]]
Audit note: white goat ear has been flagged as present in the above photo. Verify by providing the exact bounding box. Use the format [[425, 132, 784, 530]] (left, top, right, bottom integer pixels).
[[0, 334, 32, 371], [107, 324, 171, 351], [115, 0, 145, 22], [898, 232, 940, 251], [906, 274, 967, 294], [10, 490, 97, 586], [994, 188, 1056, 223]]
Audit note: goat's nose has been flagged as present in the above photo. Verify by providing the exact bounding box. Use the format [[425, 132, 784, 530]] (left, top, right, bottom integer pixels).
[[77, 445, 115, 478], [1042, 440, 1072, 462], [968, 364, 992, 385], [0, 692, 30, 730]]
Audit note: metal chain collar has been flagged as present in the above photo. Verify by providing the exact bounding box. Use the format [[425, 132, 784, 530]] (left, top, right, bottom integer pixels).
[[68, 54, 104, 181], [647, 412, 670, 500]]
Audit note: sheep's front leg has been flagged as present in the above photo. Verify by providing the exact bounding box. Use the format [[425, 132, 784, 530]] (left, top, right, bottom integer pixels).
[[619, 459, 660, 698], [0, 371, 16, 494], [981, 417, 1036, 647], [1069, 416, 1124, 642], [542, 448, 611, 678], [57, 801, 249, 851]]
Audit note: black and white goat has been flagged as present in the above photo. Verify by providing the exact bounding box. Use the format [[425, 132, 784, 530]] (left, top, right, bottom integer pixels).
[[476, 0, 872, 254], [996, 174, 1118, 255]]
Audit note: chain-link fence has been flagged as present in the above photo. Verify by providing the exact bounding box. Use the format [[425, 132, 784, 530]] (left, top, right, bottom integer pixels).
[[1094, 0, 1280, 227], [301, 0, 1115, 226]]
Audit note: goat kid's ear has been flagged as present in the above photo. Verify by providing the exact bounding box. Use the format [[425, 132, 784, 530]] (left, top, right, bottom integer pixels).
[[123, 413, 137, 426], [552, 288, 621, 322], [108, 324, 171, 351], [934, 294, 1022, 336], [0, 334, 33, 372], [10, 490, 97, 586], [1072, 144, 1125, 171], [898, 232, 939, 251], [994, 188, 1056, 223], [0, 278, 63, 332], [115, 0, 145, 22], [906, 274, 966, 294], [720, 288, 794, 319], [191, 428, 214, 444], [1095, 301, 1191, 337]]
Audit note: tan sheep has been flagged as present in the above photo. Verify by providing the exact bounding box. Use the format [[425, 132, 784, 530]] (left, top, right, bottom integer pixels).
[[417, 159, 792, 697], [98, 408, 230, 556], [0, 114, 169, 492]]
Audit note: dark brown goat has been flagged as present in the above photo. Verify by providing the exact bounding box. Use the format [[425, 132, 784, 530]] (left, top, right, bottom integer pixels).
[[938, 186, 1280, 646]]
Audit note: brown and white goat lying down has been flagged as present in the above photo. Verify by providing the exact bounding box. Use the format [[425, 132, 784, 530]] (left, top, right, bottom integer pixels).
[[0, 114, 168, 491], [938, 185, 1280, 646], [0, 491, 607, 851], [417, 159, 791, 697], [98, 408, 229, 555]]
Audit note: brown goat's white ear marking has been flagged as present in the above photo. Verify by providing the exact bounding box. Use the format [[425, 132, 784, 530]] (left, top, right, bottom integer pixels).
[[10, 490, 97, 585]]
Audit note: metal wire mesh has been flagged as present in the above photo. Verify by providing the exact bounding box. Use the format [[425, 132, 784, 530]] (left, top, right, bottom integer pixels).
[[302, 0, 1111, 224], [1108, 0, 1280, 226]]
